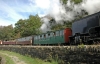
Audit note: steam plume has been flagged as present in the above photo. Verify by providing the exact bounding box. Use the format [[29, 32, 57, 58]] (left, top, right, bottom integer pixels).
[[40, 0, 100, 33]]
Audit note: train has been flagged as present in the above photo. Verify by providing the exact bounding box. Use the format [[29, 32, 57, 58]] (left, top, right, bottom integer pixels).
[[0, 11, 100, 45]]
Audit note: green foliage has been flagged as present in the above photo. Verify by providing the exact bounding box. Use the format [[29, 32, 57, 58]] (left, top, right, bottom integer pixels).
[[14, 14, 42, 38], [61, 0, 82, 4], [51, 24, 65, 31], [14, 19, 26, 38], [51, 21, 72, 31], [78, 43, 85, 48], [0, 14, 42, 40], [64, 21, 72, 28], [0, 25, 15, 41], [48, 18, 72, 31], [71, 0, 82, 4], [61, 0, 68, 4]]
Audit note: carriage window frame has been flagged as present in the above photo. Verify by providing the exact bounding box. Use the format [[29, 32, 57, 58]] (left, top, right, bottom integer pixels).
[[53, 32, 56, 36], [40, 35, 42, 39], [60, 30, 62, 36], [44, 34, 46, 38], [60, 30, 64, 36], [35, 36, 37, 40], [56, 31, 59, 36], [51, 33, 53, 37], [38, 35, 40, 40], [41, 35, 43, 39], [41, 35, 44, 39], [46, 34, 48, 38], [48, 33, 51, 37], [34, 36, 36, 40]]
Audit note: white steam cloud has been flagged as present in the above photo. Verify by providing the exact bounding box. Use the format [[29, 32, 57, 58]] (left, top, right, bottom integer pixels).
[[40, 18, 51, 32], [40, 0, 100, 33], [82, 0, 100, 14]]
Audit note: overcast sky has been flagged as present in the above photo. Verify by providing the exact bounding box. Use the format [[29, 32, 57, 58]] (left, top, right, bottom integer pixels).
[[0, 0, 58, 26]]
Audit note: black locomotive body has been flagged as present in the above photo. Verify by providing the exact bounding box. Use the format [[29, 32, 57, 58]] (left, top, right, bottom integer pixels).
[[70, 12, 100, 44]]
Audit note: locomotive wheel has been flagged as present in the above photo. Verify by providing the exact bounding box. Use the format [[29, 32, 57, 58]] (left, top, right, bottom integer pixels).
[[87, 40, 93, 45], [93, 40, 100, 45]]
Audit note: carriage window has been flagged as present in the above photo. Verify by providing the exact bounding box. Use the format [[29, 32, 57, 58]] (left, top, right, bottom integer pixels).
[[35, 36, 37, 40], [44, 34, 46, 38], [41, 35, 44, 39], [46, 34, 48, 38], [48, 33, 50, 37], [37, 36, 38, 40], [51, 33, 53, 37], [40, 35, 42, 39], [53, 32, 56, 36], [56, 31, 59, 36], [38, 36, 40, 39], [34, 37, 36, 40], [60, 30, 63, 36], [23, 38, 25, 41]]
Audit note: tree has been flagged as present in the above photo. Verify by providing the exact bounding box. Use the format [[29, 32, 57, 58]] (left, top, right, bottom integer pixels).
[[25, 15, 42, 35], [14, 19, 27, 38], [48, 18, 72, 31], [0, 25, 15, 41], [14, 14, 42, 38]]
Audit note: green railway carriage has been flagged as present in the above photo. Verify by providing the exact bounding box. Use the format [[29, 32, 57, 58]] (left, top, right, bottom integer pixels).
[[33, 28, 72, 45]]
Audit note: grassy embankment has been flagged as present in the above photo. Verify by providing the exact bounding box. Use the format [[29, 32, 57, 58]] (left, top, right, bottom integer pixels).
[[0, 50, 58, 64]]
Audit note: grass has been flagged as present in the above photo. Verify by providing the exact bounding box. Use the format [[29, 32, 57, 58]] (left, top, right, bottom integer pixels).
[[0, 50, 58, 64], [0, 53, 15, 64]]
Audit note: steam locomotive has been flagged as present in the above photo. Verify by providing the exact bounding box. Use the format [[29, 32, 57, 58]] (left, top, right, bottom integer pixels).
[[69, 11, 100, 45], [0, 11, 100, 45]]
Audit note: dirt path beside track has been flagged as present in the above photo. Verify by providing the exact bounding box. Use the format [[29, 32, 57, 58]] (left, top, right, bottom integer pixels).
[[0, 52, 26, 64]]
